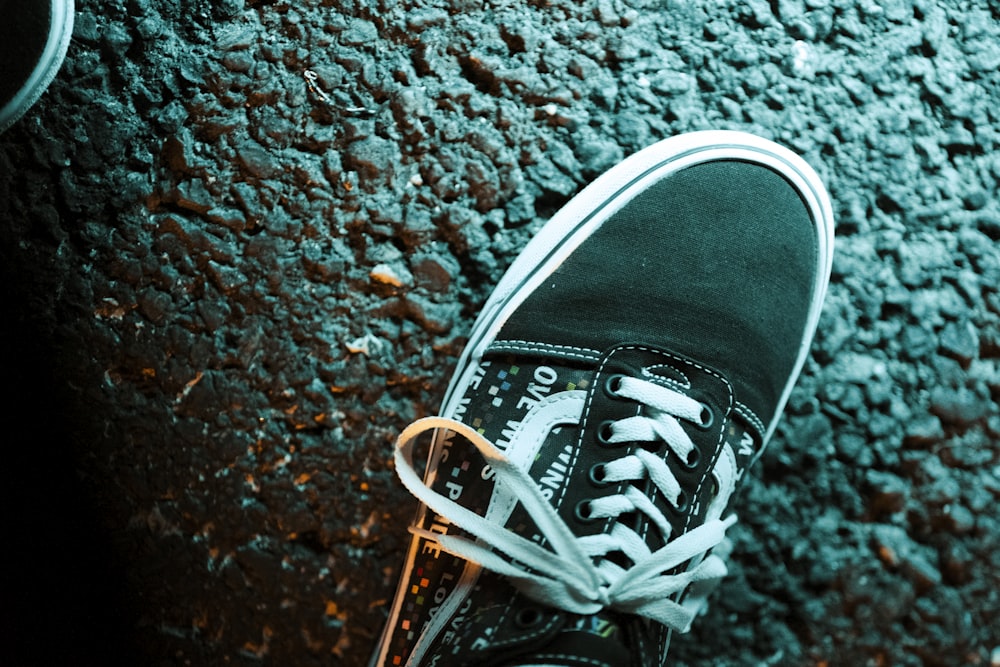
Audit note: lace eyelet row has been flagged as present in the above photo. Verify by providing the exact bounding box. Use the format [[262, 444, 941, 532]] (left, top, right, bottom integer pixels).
[[581, 374, 715, 521], [603, 373, 716, 431], [576, 490, 690, 521], [596, 421, 702, 469]]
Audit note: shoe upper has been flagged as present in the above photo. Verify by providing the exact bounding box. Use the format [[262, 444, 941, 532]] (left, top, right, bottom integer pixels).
[[494, 159, 820, 431], [372, 131, 834, 667]]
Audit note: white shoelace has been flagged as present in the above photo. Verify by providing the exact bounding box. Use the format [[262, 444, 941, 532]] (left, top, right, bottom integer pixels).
[[394, 376, 736, 632]]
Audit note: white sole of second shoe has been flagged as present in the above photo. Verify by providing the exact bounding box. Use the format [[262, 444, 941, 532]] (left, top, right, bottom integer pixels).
[[0, 0, 75, 132]]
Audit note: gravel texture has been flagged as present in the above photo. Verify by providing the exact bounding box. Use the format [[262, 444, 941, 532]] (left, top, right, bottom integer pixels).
[[1, 0, 998, 665]]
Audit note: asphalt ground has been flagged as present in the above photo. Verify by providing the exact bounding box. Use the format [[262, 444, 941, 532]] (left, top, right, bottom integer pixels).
[[1, 0, 998, 665]]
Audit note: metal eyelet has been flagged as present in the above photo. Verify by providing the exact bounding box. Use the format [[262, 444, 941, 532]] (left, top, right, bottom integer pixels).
[[603, 374, 626, 398], [574, 500, 597, 523], [596, 420, 616, 445], [588, 463, 610, 486], [683, 445, 702, 469], [695, 404, 715, 430], [514, 606, 544, 629], [672, 490, 689, 513]]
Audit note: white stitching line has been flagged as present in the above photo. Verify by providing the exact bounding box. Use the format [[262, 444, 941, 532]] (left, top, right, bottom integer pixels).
[[641, 363, 693, 392], [487, 611, 562, 650], [648, 623, 667, 665], [734, 400, 765, 437], [488, 340, 603, 362], [495, 596, 515, 645]]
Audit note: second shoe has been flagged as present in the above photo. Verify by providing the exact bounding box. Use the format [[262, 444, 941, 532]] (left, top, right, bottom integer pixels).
[[0, 0, 75, 133]]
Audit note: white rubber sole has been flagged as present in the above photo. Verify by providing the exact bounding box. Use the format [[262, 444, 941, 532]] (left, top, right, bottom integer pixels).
[[440, 130, 835, 447], [0, 0, 75, 133]]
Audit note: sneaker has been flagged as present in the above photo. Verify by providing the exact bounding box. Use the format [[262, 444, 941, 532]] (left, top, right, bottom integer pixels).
[[372, 130, 834, 667], [0, 0, 74, 134]]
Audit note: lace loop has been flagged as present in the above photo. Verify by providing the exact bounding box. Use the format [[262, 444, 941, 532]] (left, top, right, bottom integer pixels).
[[393, 375, 735, 632]]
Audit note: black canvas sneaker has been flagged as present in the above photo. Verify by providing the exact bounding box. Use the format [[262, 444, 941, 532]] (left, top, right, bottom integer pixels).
[[372, 130, 834, 667], [0, 0, 74, 133]]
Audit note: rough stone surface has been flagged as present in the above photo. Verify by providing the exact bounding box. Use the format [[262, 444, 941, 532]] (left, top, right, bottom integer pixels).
[[1, 0, 998, 665]]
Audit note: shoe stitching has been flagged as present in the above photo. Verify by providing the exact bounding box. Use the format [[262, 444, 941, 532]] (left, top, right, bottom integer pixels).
[[733, 400, 765, 437], [488, 340, 603, 363], [486, 611, 562, 651], [495, 596, 516, 648], [640, 364, 692, 391], [553, 407, 620, 520]]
